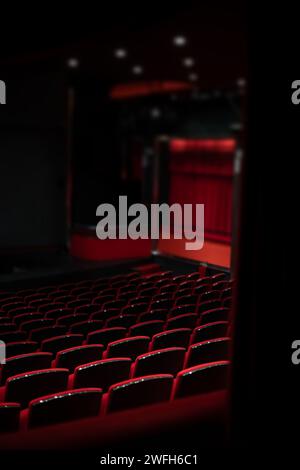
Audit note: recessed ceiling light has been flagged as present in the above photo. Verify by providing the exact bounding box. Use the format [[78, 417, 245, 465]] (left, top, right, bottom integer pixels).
[[114, 48, 128, 59], [188, 73, 198, 82], [67, 58, 80, 69], [173, 35, 187, 47], [150, 107, 161, 119], [132, 65, 143, 75], [237, 77, 247, 88], [183, 57, 195, 68]]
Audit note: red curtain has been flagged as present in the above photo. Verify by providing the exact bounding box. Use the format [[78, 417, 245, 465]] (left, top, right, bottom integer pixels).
[[169, 139, 235, 243]]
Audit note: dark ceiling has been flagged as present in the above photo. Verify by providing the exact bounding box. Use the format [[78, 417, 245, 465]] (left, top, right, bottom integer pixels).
[[0, 2, 246, 90]]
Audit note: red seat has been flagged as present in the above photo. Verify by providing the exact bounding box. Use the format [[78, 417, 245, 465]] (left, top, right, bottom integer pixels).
[[221, 288, 233, 299], [28, 299, 50, 309], [160, 284, 177, 295], [29, 325, 68, 342], [0, 352, 53, 385], [38, 303, 65, 313], [105, 315, 136, 329], [128, 320, 164, 337], [184, 337, 230, 368], [104, 336, 150, 360], [54, 295, 75, 304], [165, 314, 198, 330], [172, 361, 230, 399], [138, 309, 168, 323], [70, 358, 132, 391], [198, 300, 221, 314], [150, 299, 173, 310], [56, 313, 89, 327], [200, 291, 221, 303], [6, 341, 39, 358], [168, 305, 196, 318], [0, 331, 27, 343], [23, 388, 102, 429], [41, 334, 84, 355], [0, 315, 10, 324], [92, 295, 115, 306], [1, 301, 26, 313], [150, 328, 191, 351], [212, 281, 230, 291], [105, 375, 173, 413], [53, 345, 104, 372], [69, 320, 104, 335], [20, 318, 55, 332], [130, 296, 151, 305], [44, 308, 72, 320], [132, 347, 186, 378], [122, 303, 148, 316], [14, 313, 44, 327], [9, 306, 35, 317], [75, 304, 101, 315], [190, 322, 229, 344], [86, 327, 127, 347], [193, 284, 211, 295], [175, 295, 198, 307], [0, 403, 20, 433], [200, 308, 230, 325], [103, 299, 128, 310], [36, 286, 56, 294], [4, 368, 69, 408], [0, 323, 17, 334], [91, 308, 119, 321], [67, 299, 91, 309]]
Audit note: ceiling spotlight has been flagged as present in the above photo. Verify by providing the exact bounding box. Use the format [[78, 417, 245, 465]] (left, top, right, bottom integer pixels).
[[173, 35, 187, 47], [150, 107, 161, 119], [183, 57, 195, 68], [237, 77, 247, 88], [67, 58, 80, 69], [114, 48, 128, 59], [132, 65, 143, 75], [188, 73, 198, 82]]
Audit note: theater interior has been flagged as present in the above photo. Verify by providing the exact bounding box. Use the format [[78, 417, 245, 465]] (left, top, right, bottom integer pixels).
[[0, 1, 281, 462]]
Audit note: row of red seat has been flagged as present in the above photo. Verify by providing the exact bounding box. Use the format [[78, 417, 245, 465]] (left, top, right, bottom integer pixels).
[[1, 360, 229, 432], [0, 268, 232, 434], [0, 334, 230, 385]]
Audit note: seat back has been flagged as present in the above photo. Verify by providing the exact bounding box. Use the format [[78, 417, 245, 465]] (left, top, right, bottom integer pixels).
[[86, 327, 127, 347], [69, 320, 104, 335], [5, 368, 69, 408], [54, 345, 104, 372], [172, 361, 230, 399], [150, 328, 191, 351], [41, 334, 84, 355], [0, 352, 53, 385], [185, 337, 230, 368], [73, 358, 132, 391], [190, 322, 229, 344], [129, 320, 164, 337], [6, 341, 39, 358], [106, 375, 173, 413], [132, 347, 186, 378], [105, 336, 150, 360], [27, 388, 102, 429], [165, 314, 198, 330], [29, 325, 68, 342], [200, 308, 229, 325]]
